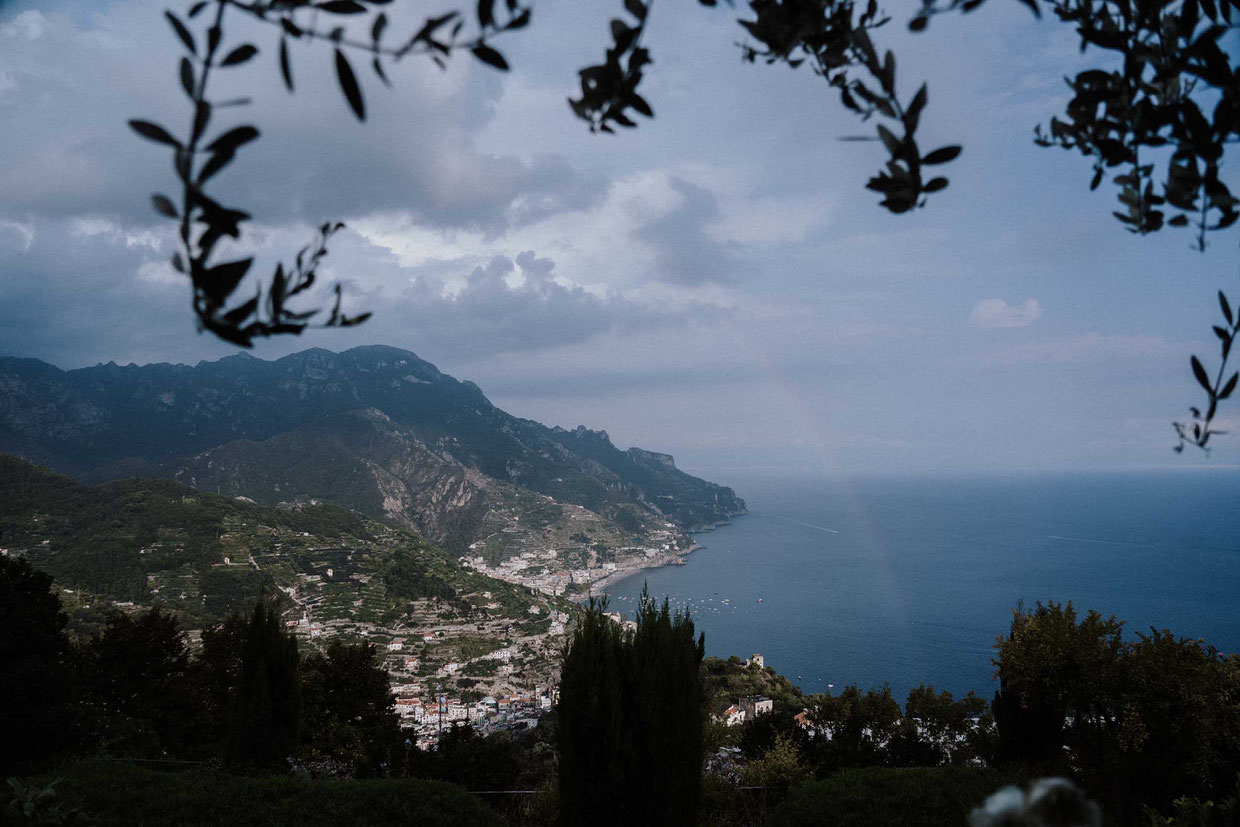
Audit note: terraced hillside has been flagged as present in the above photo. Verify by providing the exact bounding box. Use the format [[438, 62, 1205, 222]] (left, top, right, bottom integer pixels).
[[0, 455, 568, 697]]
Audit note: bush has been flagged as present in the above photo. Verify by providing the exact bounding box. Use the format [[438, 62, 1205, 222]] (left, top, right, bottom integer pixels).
[[993, 602, 1240, 818], [2, 778, 89, 826], [22, 761, 500, 826], [767, 766, 1020, 827]]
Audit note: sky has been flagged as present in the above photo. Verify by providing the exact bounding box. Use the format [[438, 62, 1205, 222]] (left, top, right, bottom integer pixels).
[[1, 0, 1238, 481]]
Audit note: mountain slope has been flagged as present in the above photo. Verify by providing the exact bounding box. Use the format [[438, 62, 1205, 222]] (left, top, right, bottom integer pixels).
[[0, 454, 541, 629], [0, 346, 745, 546], [0, 454, 568, 695]]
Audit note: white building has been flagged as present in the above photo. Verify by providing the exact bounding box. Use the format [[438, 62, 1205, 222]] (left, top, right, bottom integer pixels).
[[721, 705, 746, 727], [741, 696, 774, 720]]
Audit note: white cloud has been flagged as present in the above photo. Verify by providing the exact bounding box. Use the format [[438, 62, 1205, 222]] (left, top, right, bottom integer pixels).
[[1, 10, 45, 41], [969, 297, 1042, 329]]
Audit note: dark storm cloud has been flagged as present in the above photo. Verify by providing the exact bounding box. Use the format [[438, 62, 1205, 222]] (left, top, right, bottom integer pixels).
[[0, 217, 711, 367], [0, 4, 603, 234], [632, 178, 742, 286], [0, 217, 225, 367]]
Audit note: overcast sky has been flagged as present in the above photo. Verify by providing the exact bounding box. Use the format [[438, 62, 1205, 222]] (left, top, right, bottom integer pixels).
[[2, 0, 1238, 480]]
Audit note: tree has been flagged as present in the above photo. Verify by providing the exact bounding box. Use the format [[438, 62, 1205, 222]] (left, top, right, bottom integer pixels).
[[992, 601, 1240, 818], [226, 599, 301, 769], [557, 589, 705, 825], [414, 723, 522, 792], [189, 611, 247, 758], [883, 685, 991, 767], [625, 590, 707, 824], [556, 598, 628, 825], [738, 705, 802, 761], [991, 601, 1125, 768], [1100, 629, 1240, 818], [82, 607, 195, 758], [0, 556, 77, 773], [299, 639, 400, 775], [803, 683, 902, 771], [128, 0, 1240, 443], [740, 732, 812, 790]]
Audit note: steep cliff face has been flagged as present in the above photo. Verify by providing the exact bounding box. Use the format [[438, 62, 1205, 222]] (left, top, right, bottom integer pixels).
[[174, 408, 492, 553], [0, 346, 746, 546]]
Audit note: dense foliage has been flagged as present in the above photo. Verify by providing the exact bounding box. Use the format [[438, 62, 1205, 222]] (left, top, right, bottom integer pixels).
[[766, 765, 1022, 827], [227, 600, 302, 770], [557, 590, 706, 825], [81, 607, 197, 758], [992, 601, 1240, 820], [5, 546, 1239, 824], [15, 761, 502, 827], [0, 557, 77, 775], [300, 639, 401, 775]]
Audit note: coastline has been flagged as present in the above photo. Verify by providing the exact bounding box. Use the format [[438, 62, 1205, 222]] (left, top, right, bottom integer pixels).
[[584, 543, 704, 597], [583, 511, 747, 598]]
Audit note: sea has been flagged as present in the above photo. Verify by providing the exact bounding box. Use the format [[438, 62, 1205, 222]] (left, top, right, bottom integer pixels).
[[605, 470, 1240, 701]]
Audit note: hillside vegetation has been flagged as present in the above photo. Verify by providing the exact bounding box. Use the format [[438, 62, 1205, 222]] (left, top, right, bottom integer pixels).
[[0, 455, 553, 640]]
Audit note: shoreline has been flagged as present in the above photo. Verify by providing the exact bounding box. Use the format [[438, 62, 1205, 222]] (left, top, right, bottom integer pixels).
[[582, 511, 748, 599], [583, 543, 703, 597]]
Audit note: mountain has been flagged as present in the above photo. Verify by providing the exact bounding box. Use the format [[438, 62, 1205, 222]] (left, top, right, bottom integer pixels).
[[0, 455, 566, 694], [0, 455, 543, 627], [0, 346, 745, 557]]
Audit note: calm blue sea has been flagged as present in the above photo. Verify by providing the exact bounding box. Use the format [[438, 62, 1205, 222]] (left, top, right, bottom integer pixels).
[[607, 471, 1240, 701]]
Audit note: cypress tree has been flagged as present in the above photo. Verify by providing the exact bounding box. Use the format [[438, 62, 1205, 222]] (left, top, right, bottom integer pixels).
[[227, 599, 300, 769], [557, 598, 626, 825], [557, 586, 705, 826], [626, 590, 705, 825], [0, 556, 76, 773]]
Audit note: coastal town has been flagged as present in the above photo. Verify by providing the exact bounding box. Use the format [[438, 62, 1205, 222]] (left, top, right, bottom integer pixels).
[[459, 523, 694, 597], [264, 520, 705, 746]]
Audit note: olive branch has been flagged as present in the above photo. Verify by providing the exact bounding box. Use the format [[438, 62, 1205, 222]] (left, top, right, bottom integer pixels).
[[131, 0, 531, 346]]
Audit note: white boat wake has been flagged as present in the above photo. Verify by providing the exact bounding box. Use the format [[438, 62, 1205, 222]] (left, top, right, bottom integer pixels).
[[1047, 535, 1151, 548], [778, 516, 840, 534]]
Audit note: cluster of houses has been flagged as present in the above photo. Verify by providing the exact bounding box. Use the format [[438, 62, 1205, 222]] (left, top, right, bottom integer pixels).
[[460, 527, 684, 597], [392, 689, 556, 749], [718, 695, 775, 727]]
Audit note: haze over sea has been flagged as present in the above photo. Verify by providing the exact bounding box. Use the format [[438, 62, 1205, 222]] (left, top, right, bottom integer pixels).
[[608, 470, 1240, 700]]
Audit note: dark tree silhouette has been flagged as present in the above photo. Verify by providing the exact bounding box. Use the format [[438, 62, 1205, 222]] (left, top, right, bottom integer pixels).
[[991, 601, 1240, 818], [804, 683, 902, 771], [299, 639, 400, 775], [227, 599, 301, 769], [82, 607, 196, 758], [189, 611, 247, 757], [557, 588, 705, 825], [0, 556, 77, 773], [556, 598, 625, 825], [413, 723, 522, 792]]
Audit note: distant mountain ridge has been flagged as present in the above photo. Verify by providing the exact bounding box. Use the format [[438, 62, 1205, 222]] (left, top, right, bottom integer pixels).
[[0, 346, 745, 553]]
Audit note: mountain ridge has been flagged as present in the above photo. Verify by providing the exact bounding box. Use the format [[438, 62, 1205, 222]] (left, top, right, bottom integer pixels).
[[0, 346, 745, 558]]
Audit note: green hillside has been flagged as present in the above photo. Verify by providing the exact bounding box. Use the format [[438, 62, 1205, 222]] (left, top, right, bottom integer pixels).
[[0, 454, 549, 634]]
